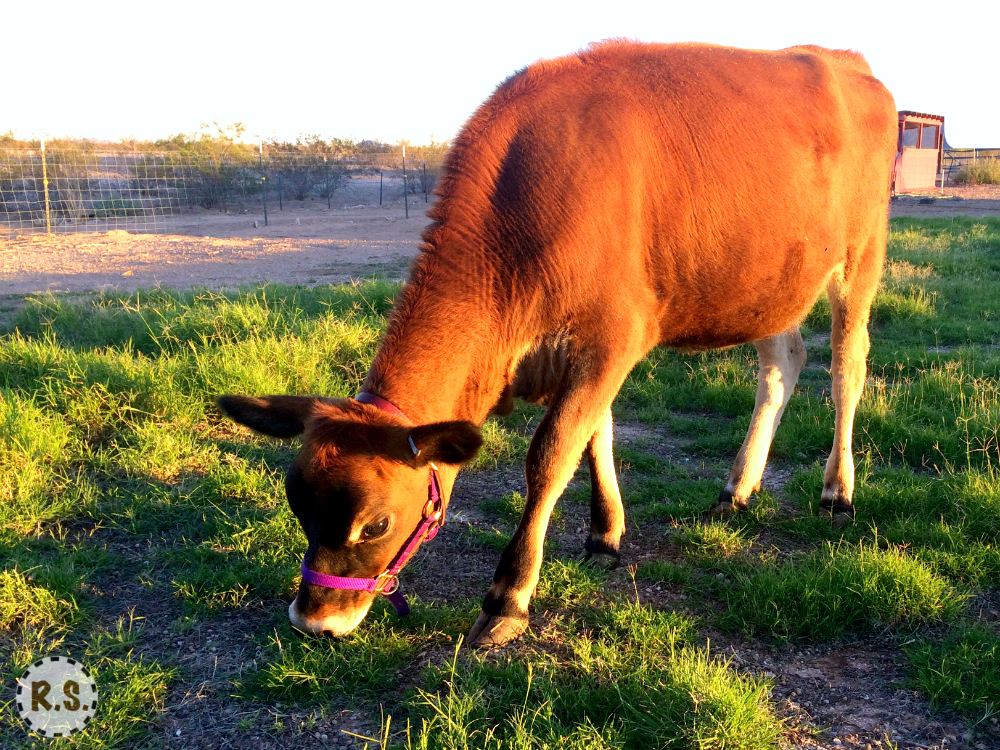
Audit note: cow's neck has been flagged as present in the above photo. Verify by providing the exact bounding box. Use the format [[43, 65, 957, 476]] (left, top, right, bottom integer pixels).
[[362, 253, 518, 427]]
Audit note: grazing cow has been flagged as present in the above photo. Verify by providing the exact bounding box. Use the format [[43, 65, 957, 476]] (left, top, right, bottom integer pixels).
[[218, 41, 897, 646]]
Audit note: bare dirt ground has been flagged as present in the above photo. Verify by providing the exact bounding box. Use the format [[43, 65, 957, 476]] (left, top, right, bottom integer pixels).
[[0, 204, 427, 297], [2, 187, 998, 299], [892, 185, 1000, 219]]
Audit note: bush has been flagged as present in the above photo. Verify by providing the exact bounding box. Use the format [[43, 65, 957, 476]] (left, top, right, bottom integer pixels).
[[953, 158, 1000, 185]]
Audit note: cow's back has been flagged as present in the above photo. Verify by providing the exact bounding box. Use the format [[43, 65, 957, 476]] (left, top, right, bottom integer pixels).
[[422, 41, 897, 355]]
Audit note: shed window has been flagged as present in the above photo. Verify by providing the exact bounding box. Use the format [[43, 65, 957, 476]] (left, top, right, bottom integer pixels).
[[902, 122, 920, 148], [921, 124, 939, 149]]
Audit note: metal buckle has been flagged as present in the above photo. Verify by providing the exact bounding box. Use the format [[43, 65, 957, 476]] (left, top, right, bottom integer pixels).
[[422, 498, 443, 520], [375, 573, 399, 594], [424, 511, 442, 536]]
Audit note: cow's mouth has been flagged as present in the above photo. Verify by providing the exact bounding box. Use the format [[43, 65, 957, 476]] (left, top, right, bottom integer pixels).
[[287, 597, 371, 637]]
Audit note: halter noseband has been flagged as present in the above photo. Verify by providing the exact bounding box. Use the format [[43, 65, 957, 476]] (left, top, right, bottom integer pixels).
[[297, 391, 443, 617]]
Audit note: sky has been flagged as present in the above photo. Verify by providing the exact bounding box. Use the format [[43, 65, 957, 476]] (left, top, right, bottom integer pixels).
[[6, 0, 998, 147]]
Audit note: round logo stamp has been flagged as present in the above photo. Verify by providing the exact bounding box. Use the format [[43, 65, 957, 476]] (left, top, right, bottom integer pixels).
[[15, 656, 98, 738]]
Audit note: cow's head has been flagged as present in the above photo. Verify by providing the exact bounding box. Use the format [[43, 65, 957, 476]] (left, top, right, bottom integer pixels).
[[217, 395, 482, 636]]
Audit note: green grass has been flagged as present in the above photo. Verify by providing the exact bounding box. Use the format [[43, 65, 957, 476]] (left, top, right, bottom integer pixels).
[[2, 217, 1000, 745], [906, 626, 1000, 719], [716, 540, 964, 641], [405, 606, 778, 750], [245, 603, 474, 703]]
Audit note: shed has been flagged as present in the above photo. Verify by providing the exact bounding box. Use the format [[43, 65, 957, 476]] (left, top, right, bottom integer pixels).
[[893, 111, 944, 192]]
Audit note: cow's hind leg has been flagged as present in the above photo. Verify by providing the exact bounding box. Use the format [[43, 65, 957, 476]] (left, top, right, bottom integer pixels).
[[580, 407, 625, 568], [468, 347, 641, 647], [821, 252, 880, 525], [710, 328, 806, 517]]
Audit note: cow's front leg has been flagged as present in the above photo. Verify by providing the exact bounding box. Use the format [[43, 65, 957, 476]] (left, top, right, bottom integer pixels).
[[580, 407, 624, 568], [468, 352, 637, 647]]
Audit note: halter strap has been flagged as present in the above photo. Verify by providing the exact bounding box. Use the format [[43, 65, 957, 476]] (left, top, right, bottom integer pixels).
[[354, 391, 407, 419], [298, 392, 443, 617]]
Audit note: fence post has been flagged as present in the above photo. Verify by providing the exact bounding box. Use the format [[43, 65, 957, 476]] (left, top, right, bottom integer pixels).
[[402, 147, 408, 218], [325, 156, 331, 209], [379, 171, 383, 205], [220, 158, 228, 215], [423, 160, 428, 202], [40, 137, 52, 234], [259, 138, 268, 227], [278, 169, 283, 210], [210, 157, 221, 213]]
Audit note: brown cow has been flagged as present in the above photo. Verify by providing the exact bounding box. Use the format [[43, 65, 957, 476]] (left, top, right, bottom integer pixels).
[[218, 41, 897, 646]]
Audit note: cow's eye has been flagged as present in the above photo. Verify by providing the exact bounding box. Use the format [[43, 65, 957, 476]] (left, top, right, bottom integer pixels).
[[361, 517, 390, 540]]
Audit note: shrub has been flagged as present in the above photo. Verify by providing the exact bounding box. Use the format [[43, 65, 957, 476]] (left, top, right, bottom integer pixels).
[[953, 158, 1000, 185]]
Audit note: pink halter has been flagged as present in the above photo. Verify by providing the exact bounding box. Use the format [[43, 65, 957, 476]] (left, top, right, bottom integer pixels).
[[298, 392, 443, 617]]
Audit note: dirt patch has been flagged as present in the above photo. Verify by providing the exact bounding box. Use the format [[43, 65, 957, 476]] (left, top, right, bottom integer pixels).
[[0, 205, 429, 296], [718, 638, 973, 750], [891, 186, 1000, 219]]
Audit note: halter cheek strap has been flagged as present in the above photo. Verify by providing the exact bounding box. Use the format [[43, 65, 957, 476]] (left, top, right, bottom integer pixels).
[[298, 392, 443, 618]]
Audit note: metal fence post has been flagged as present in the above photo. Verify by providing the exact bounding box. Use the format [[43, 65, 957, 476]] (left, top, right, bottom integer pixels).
[[379, 171, 383, 205], [210, 157, 221, 213], [325, 156, 331, 209], [423, 160, 428, 203], [40, 137, 52, 234], [402, 147, 408, 219], [220, 158, 229, 215], [259, 138, 268, 227]]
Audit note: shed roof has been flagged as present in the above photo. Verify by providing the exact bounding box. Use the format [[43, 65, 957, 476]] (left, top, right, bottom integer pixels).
[[899, 111, 944, 122]]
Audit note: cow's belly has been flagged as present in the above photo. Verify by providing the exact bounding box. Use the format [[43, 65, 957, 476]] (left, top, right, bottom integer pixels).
[[649, 241, 842, 351]]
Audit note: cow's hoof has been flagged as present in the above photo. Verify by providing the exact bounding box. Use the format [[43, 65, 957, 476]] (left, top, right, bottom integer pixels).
[[580, 550, 620, 570], [580, 538, 621, 569], [706, 488, 748, 520], [819, 500, 855, 528], [706, 497, 747, 520], [467, 611, 528, 648], [832, 511, 855, 528]]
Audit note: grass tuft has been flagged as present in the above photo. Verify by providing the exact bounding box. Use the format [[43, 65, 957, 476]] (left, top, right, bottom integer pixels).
[[906, 626, 1000, 719], [718, 541, 964, 641]]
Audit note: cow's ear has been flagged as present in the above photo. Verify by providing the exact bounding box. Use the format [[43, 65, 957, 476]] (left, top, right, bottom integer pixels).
[[217, 395, 325, 438], [408, 421, 484, 466]]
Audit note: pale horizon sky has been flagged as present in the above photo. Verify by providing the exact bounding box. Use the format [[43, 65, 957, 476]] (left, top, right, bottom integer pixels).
[[7, 0, 999, 148]]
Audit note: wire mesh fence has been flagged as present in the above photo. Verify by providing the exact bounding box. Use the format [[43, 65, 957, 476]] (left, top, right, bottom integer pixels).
[[0, 146, 443, 237], [6, 143, 997, 237]]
